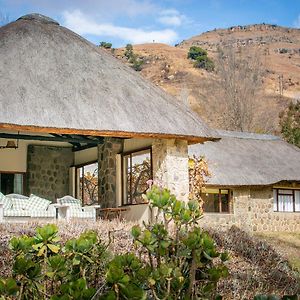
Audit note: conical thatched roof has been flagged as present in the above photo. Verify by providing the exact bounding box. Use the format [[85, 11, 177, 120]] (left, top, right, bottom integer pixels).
[[189, 130, 300, 186], [0, 13, 217, 143]]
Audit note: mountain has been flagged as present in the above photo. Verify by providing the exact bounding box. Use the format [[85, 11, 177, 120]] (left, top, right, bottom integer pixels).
[[114, 24, 300, 133]]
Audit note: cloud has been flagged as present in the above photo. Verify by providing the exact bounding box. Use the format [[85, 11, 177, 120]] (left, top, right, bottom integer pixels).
[[4, 0, 157, 19], [294, 14, 300, 28], [158, 9, 189, 27], [63, 10, 178, 44]]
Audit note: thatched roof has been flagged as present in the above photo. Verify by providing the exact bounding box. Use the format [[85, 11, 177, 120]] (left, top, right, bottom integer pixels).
[[189, 130, 300, 186], [0, 13, 217, 143]]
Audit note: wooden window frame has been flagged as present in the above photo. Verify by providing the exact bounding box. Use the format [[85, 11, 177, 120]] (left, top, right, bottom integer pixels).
[[75, 160, 98, 205], [274, 188, 299, 213], [121, 147, 153, 206], [202, 188, 231, 214]]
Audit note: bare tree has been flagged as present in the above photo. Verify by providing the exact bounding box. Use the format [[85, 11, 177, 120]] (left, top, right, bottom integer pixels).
[[216, 45, 264, 132]]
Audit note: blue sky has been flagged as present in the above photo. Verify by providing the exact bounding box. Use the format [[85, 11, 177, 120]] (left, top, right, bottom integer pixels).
[[1, 0, 300, 47]]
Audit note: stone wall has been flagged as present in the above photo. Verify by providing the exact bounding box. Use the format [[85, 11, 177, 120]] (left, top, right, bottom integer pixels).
[[200, 186, 300, 232], [27, 145, 73, 201], [152, 139, 189, 202], [98, 138, 123, 208]]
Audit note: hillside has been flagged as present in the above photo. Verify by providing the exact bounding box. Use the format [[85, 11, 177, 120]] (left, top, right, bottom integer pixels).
[[114, 24, 300, 133]]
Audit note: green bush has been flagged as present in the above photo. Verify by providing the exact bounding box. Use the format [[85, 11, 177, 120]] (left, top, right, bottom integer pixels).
[[100, 186, 229, 299], [0, 187, 229, 299], [188, 46, 215, 72], [99, 41, 112, 49]]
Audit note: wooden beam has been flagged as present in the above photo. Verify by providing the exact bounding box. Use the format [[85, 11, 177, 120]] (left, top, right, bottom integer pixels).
[[0, 133, 103, 145]]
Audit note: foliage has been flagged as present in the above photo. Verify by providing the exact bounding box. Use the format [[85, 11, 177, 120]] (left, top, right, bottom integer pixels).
[[279, 101, 300, 148], [0, 224, 109, 299], [99, 42, 112, 49], [187, 46, 215, 72], [189, 155, 211, 203], [101, 186, 229, 299], [124, 43, 144, 71], [254, 295, 298, 300]]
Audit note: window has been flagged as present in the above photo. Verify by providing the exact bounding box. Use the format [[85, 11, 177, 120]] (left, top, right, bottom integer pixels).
[[201, 189, 230, 213], [122, 148, 152, 205], [273, 189, 300, 212], [0, 172, 25, 195], [76, 162, 98, 205]]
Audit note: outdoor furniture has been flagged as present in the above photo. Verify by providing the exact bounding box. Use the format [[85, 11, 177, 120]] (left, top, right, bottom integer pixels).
[[99, 207, 129, 220], [0, 193, 56, 221], [56, 196, 100, 221]]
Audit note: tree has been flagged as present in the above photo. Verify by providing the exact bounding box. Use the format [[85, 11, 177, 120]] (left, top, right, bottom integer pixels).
[[279, 100, 300, 148], [215, 45, 264, 132], [99, 41, 112, 49]]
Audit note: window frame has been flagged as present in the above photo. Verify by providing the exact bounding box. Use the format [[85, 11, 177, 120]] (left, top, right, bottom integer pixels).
[[75, 160, 98, 205], [201, 188, 232, 214], [0, 171, 26, 195], [121, 147, 153, 206], [274, 188, 299, 213]]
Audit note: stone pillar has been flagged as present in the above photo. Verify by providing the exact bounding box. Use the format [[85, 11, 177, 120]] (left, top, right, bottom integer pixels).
[[152, 139, 189, 201], [98, 138, 123, 208]]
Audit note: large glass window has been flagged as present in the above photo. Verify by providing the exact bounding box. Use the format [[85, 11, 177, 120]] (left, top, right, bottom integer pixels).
[[76, 162, 98, 205], [0, 172, 24, 195], [122, 148, 152, 205], [273, 189, 300, 212], [201, 189, 230, 213]]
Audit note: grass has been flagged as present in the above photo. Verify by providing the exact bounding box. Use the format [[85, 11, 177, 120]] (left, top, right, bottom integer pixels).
[[255, 232, 300, 273]]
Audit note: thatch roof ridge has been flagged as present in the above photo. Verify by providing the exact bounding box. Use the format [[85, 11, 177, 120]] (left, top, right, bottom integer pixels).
[[0, 13, 218, 142], [189, 130, 300, 186]]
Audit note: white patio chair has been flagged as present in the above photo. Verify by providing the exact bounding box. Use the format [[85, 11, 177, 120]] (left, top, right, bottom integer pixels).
[[56, 196, 100, 221]]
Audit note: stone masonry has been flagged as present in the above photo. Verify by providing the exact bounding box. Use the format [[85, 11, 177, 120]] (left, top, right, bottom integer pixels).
[[98, 138, 123, 208], [152, 139, 189, 202], [200, 187, 300, 232], [27, 145, 73, 201]]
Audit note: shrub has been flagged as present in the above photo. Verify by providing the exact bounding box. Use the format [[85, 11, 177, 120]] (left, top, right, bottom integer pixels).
[[99, 41, 112, 49], [100, 186, 229, 299], [187, 46, 215, 72]]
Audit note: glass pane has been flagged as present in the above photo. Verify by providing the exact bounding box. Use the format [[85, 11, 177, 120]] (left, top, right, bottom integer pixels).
[[80, 162, 98, 205], [13, 174, 23, 194], [278, 194, 293, 212], [221, 193, 229, 212], [202, 193, 219, 212], [130, 150, 151, 204], [0, 173, 15, 194], [278, 189, 293, 195], [295, 191, 300, 212]]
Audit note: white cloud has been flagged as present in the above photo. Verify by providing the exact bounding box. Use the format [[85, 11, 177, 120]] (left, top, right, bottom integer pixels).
[[63, 10, 178, 44], [158, 9, 189, 27], [294, 15, 300, 28]]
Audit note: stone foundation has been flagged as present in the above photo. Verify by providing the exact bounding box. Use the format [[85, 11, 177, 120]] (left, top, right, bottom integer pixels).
[[27, 145, 73, 201], [152, 139, 189, 201], [98, 138, 123, 208]]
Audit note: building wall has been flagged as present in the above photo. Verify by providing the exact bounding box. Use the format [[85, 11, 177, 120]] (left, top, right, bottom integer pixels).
[[27, 145, 73, 201], [200, 186, 300, 232]]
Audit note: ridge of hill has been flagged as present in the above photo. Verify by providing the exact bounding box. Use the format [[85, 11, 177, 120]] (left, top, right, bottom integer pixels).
[[114, 24, 300, 133]]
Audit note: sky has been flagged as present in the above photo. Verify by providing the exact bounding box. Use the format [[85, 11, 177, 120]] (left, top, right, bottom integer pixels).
[[1, 0, 300, 47]]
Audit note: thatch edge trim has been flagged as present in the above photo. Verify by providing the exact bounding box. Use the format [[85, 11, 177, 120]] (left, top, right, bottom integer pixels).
[[0, 123, 219, 144]]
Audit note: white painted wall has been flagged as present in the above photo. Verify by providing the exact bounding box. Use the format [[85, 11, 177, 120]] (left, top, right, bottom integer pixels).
[[123, 204, 152, 224], [74, 147, 98, 166]]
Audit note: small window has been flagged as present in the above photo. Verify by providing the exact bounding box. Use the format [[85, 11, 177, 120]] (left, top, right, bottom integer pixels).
[[0, 172, 25, 195], [274, 189, 300, 212], [122, 148, 152, 205], [76, 162, 98, 205], [201, 189, 230, 213]]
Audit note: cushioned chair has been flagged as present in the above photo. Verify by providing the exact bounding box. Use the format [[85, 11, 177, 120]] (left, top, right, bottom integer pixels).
[[56, 196, 100, 221], [0, 193, 56, 221]]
